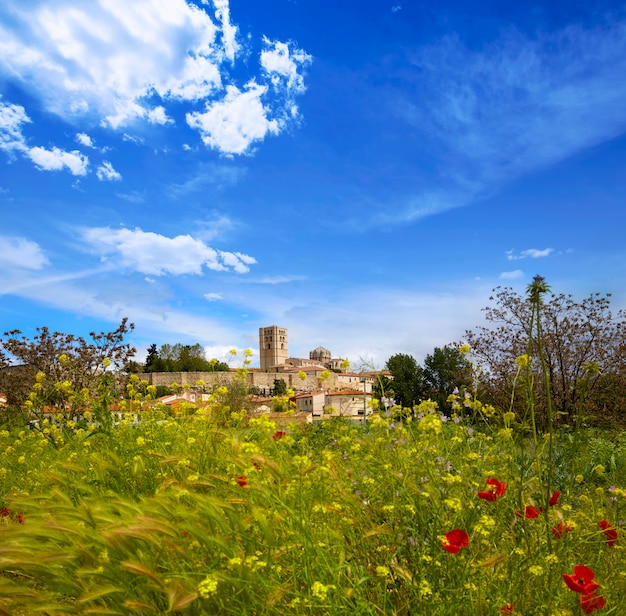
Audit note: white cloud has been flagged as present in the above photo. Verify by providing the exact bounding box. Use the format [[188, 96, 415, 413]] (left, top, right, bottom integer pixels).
[[499, 269, 524, 280], [220, 250, 256, 274], [187, 83, 280, 154], [204, 345, 255, 365], [27, 146, 89, 175], [0, 0, 223, 121], [260, 38, 311, 95], [212, 0, 239, 62], [0, 236, 49, 270], [507, 248, 554, 260], [147, 106, 172, 125], [76, 132, 95, 148], [0, 100, 30, 153], [0, 1, 310, 155], [1, 99, 91, 175], [204, 292, 223, 301], [96, 161, 122, 181], [80, 226, 256, 275]]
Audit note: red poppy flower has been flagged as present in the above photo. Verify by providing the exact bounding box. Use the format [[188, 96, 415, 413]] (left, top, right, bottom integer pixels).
[[17, 513, 24, 524], [598, 520, 618, 546], [549, 491, 560, 506], [477, 478, 506, 501], [441, 529, 469, 554], [562, 565, 600, 595], [272, 431, 286, 440], [0, 507, 10, 517], [499, 603, 514, 614], [580, 591, 605, 614], [515, 505, 542, 519], [551, 522, 573, 538], [236, 475, 248, 487]]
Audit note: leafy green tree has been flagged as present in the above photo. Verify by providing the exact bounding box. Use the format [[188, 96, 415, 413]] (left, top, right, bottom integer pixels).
[[423, 346, 472, 412], [144, 344, 159, 371], [272, 378, 287, 396], [384, 353, 426, 408], [145, 343, 229, 372]]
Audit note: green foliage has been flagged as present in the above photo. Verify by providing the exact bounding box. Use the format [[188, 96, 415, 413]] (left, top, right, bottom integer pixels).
[[383, 353, 426, 408], [271, 378, 287, 396], [423, 346, 473, 411], [144, 343, 230, 373]]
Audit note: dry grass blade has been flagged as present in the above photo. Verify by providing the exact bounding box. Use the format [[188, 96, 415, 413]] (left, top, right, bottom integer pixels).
[[167, 585, 198, 611], [121, 562, 163, 587], [76, 587, 124, 604]]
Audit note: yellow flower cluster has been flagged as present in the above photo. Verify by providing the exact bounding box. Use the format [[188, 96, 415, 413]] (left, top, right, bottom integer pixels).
[[198, 575, 219, 598], [311, 581, 335, 600]]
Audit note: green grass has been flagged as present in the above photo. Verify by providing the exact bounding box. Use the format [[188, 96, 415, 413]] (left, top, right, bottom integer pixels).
[[0, 406, 624, 615]]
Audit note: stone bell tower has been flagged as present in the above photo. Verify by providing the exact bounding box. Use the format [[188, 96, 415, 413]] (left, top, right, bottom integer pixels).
[[259, 325, 288, 371]]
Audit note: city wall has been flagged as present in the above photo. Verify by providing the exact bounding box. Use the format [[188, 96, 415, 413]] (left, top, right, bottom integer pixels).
[[137, 370, 338, 394]]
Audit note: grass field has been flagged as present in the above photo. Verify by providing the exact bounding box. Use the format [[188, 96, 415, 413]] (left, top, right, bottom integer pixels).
[[0, 393, 624, 615]]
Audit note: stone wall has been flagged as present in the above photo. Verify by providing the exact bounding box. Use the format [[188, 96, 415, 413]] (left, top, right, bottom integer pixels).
[[137, 370, 339, 394]]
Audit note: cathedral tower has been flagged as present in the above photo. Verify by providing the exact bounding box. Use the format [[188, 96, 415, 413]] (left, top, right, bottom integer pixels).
[[259, 325, 288, 371]]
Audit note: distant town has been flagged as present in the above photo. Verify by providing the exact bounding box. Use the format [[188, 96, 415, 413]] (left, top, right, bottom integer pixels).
[[140, 325, 391, 423]]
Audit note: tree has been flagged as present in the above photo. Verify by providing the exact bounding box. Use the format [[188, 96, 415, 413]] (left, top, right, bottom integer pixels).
[[144, 344, 159, 371], [144, 343, 229, 372], [0, 319, 136, 408], [272, 379, 287, 396], [423, 346, 472, 411], [384, 353, 426, 408], [464, 286, 626, 428]]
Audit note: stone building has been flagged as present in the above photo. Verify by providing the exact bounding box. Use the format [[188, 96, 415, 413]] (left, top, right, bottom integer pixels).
[[259, 325, 288, 371], [309, 346, 331, 364]]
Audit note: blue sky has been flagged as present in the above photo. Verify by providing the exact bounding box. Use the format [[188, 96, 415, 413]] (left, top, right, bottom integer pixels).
[[1, 0, 625, 369]]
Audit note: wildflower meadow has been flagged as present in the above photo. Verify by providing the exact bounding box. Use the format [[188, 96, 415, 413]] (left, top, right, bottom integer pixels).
[[0, 386, 625, 615], [0, 280, 624, 615]]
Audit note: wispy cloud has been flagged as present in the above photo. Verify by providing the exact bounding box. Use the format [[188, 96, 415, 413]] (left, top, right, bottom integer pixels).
[[116, 191, 145, 204], [499, 269, 524, 280], [80, 226, 256, 275], [252, 275, 308, 284], [377, 19, 626, 226], [194, 214, 236, 242], [507, 248, 554, 260], [204, 292, 223, 301], [167, 163, 246, 198], [0, 236, 49, 270], [96, 161, 122, 181]]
